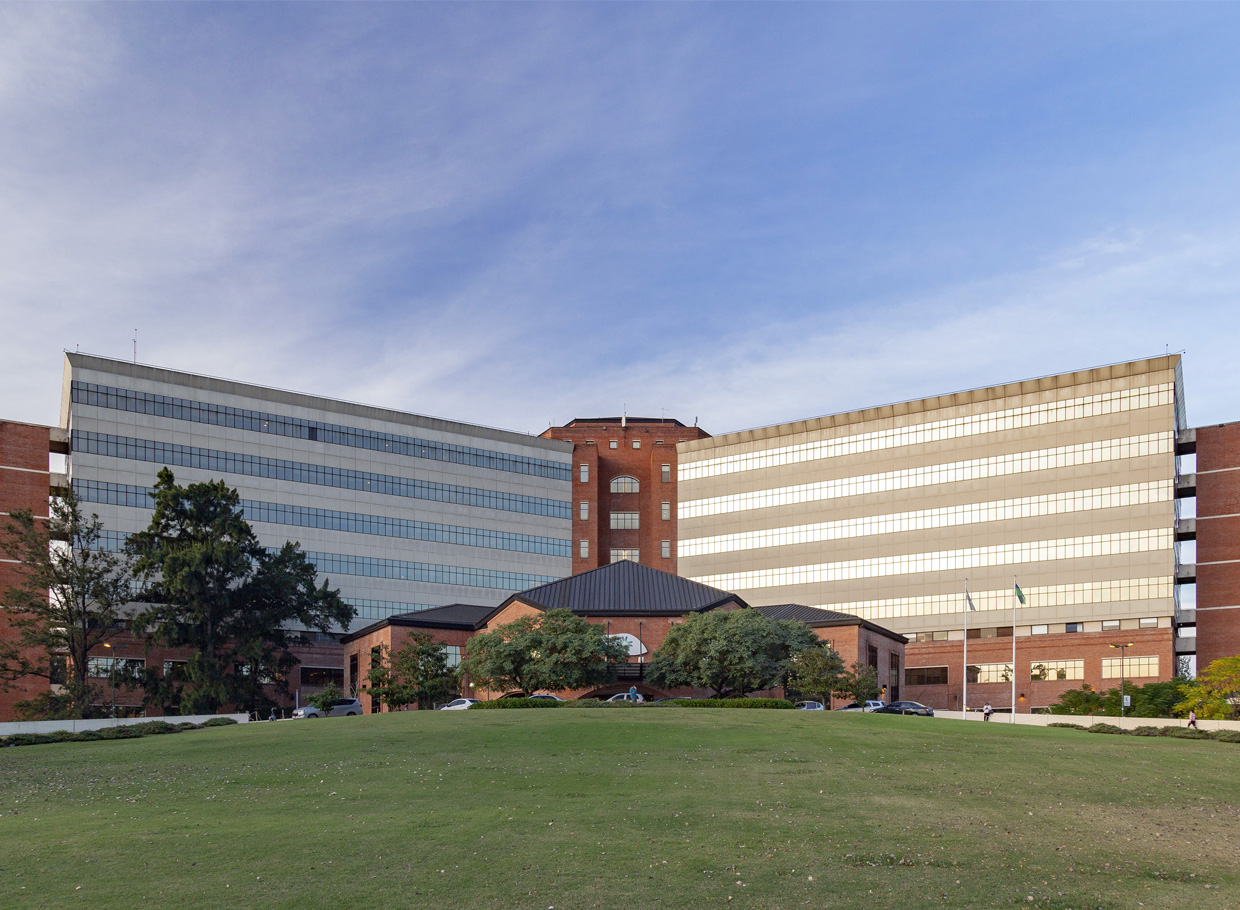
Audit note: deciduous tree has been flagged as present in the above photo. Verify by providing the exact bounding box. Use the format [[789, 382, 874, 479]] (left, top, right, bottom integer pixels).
[[833, 660, 880, 705], [786, 642, 845, 706], [365, 634, 458, 711], [646, 608, 817, 698], [1176, 656, 1240, 720], [1, 489, 133, 719], [461, 609, 628, 697]]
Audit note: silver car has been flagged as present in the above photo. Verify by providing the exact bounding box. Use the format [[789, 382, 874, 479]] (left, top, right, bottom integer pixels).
[[438, 698, 482, 711], [292, 697, 363, 718]]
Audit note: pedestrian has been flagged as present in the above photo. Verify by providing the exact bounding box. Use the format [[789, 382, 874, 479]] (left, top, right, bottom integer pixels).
[[1187, 709, 1198, 730], [983, 702, 993, 722]]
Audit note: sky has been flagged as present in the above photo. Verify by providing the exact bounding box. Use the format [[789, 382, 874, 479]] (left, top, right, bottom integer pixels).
[[2, 3, 1239, 438]]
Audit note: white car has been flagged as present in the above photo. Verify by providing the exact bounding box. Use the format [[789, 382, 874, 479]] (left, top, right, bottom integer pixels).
[[606, 692, 645, 703], [438, 698, 482, 710], [528, 693, 565, 701], [292, 697, 363, 718]]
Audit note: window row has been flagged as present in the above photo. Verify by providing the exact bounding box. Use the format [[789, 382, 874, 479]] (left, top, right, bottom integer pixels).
[[610, 475, 639, 493], [1102, 656, 1159, 678], [76, 480, 573, 558], [680, 433, 1173, 519], [344, 599, 439, 621], [837, 577, 1174, 622], [611, 549, 639, 563], [302, 550, 559, 591], [681, 382, 1175, 480], [912, 619, 1162, 642], [86, 657, 145, 677], [691, 528, 1173, 592], [679, 480, 1172, 557], [71, 381, 570, 480], [73, 431, 572, 519], [610, 511, 639, 530]]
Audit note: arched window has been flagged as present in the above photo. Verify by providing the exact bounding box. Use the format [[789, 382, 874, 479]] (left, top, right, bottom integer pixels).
[[610, 475, 640, 493]]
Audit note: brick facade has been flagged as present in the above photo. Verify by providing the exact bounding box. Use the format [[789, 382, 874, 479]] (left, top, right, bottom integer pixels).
[[540, 418, 710, 574], [902, 626, 1175, 712], [0, 421, 53, 721], [1196, 421, 1240, 669]]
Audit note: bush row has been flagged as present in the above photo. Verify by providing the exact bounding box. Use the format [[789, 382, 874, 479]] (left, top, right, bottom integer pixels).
[[1047, 721, 1240, 743], [0, 716, 238, 749], [467, 697, 795, 710]]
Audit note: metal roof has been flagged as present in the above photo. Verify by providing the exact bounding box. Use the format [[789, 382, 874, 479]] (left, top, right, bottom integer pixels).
[[340, 603, 500, 642], [755, 604, 907, 643], [511, 560, 746, 616]]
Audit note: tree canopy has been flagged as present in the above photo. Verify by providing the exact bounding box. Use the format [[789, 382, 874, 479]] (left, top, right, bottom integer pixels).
[[0, 489, 133, 719], [364, 634, 458, 711], [1175, 657, 1240, 720], [461, 609, 629, 697], [645, 608, 817, 698], [834, 660, 881, 704], [126, 468, 353, 715], [786, 642, 846, 705]]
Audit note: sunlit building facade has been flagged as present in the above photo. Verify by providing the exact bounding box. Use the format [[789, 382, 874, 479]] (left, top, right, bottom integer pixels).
[[676, 356, 1191, 710]]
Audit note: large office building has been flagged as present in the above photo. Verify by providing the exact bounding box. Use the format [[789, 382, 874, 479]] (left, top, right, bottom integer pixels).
[[676, 356, 1194, 710], [61, 353, 574, 631]]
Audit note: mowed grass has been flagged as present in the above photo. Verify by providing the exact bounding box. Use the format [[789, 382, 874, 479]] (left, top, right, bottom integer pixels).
[[1, 711, 1238, 910]]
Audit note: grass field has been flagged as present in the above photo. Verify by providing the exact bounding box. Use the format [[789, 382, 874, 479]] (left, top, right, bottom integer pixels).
[[1, 710, 1237, 910]]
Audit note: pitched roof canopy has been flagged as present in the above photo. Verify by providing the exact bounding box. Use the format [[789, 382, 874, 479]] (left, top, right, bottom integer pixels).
[[509, 559, 747, 616], [755, 604, 907, 643]]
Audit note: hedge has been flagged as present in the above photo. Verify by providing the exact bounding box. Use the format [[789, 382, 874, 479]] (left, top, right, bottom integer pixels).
[[0, 717, 238, 749]]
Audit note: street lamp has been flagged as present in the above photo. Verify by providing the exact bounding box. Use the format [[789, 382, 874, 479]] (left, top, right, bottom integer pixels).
[[101, 642, 117, 720], [1109, 642, 1135, 720]]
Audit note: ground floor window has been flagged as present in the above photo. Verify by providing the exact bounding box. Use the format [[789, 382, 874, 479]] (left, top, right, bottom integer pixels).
[[1101, 655, 1158, 678], [905, 666, 948, 686]]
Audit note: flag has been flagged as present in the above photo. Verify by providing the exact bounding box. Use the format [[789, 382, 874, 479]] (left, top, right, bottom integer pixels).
[[1014, 582, 1026, 605], [966, 589, 976, 611]]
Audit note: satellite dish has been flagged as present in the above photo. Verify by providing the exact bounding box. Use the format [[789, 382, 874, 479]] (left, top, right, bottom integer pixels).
[[609, 633, 647, 656]]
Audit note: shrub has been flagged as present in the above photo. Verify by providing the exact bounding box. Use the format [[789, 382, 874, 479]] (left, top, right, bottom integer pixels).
[[1132, 726, 1162, 737], [1047, 722, 1086, 730], [469, 698, 564, 709], [671, 698, 794, 709], [1212, 730, 1240, 743], [201, 717, 239, 727], [1087, 723, 1124, 735], [1162, 727, 1212, 740]]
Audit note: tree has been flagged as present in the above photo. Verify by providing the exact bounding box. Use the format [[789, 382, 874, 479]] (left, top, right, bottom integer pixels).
[[833, 661, 880, 705], [1048, 679, 1191, 717], [786, 642, 845, 705], [1176, 656, 1240, 720], [365, 635, 458, 711], [125, 469, 354, 715], [645, 608, 817, 698], [307, 682, 341, 713], [461, 609, 629, 697], [0, 489, 133, 719]]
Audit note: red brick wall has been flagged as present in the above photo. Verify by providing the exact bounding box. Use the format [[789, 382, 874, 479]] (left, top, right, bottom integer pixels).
[[342, 625, 475, 713], [0, 421, 52, 721], [541, 420, 710, 574], [902, 627, 1174, 712], [1196, 422, 1240, 669]]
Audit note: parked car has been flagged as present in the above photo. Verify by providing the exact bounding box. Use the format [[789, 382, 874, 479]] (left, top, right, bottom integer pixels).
[[651, 696, 692, 703], [834, 700, 885, 712], [292, 697, 363, 718], [528, 694, 565, 701], [605, 692, 646, 703], [438, 698, 482, 711], [873, 701, 934, 717], [795, 701, 825, 710]]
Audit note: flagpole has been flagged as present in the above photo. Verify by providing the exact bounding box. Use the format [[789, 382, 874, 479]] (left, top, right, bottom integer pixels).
[[963, 579, 969, 719], [1011, 576, 1018, 725]]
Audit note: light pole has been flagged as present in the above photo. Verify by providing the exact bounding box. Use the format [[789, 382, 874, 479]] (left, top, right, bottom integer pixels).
[[1109, 642, 1134, 720], [101, 642, 117, 720]]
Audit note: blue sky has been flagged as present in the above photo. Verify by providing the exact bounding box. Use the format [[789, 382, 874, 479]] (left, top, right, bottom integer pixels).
[[2, 4, 1239, 436]]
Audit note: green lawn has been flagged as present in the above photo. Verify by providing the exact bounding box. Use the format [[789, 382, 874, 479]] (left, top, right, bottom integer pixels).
[[1, 710, 1237, 910]]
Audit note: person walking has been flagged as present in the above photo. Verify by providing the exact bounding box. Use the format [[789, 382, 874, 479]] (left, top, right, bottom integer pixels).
[[1187, 709, 1198, 730], [983, 702, 993, 722]]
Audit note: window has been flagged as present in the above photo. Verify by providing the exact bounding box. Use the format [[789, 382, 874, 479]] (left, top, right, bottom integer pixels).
[[349, 654, 358, 692], [164, 659, 187, 681], [661, 540, 671, 559], [1031, 624, 1048, 635], [1102, 619, 1120, 631], [1102, 656, 1158, 678], [301, 666, 344, 687], [610, 548, 639, 563], [1065, 622, 1083, 633], [661, 464, 671, 483], [906, 666, 948, 686], [867, 645, 878, 669], [579, 501, 589, 521], [579, 540, 589, 559], [579, 464, 589, 483], [967, 663, 1013, 684], [443, 645, 462, 668], [609, 440, 618, 449], [661, 501, 671, 521], [87, 656, 144, 677], [1030, 659, 1083, 681], [611, 512, 639, 530], [889, 653, 900, 699], [610, 475, 640, 493], [1139, 617, 1158, 628], [632, 439, 641, 449]]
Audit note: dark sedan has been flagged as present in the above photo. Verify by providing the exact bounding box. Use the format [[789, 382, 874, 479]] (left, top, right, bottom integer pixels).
[[873, 701, 934, 716]]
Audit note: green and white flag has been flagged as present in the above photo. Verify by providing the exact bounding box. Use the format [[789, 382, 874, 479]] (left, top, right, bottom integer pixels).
[[1014, 582, 1026, 605]]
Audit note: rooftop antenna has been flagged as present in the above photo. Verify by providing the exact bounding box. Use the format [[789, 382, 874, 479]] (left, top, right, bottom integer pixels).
[[694, 416, 698, 427], [133, 328, 138, 364], [660, 407, 667, 424], [621, 404, 626, 429]]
